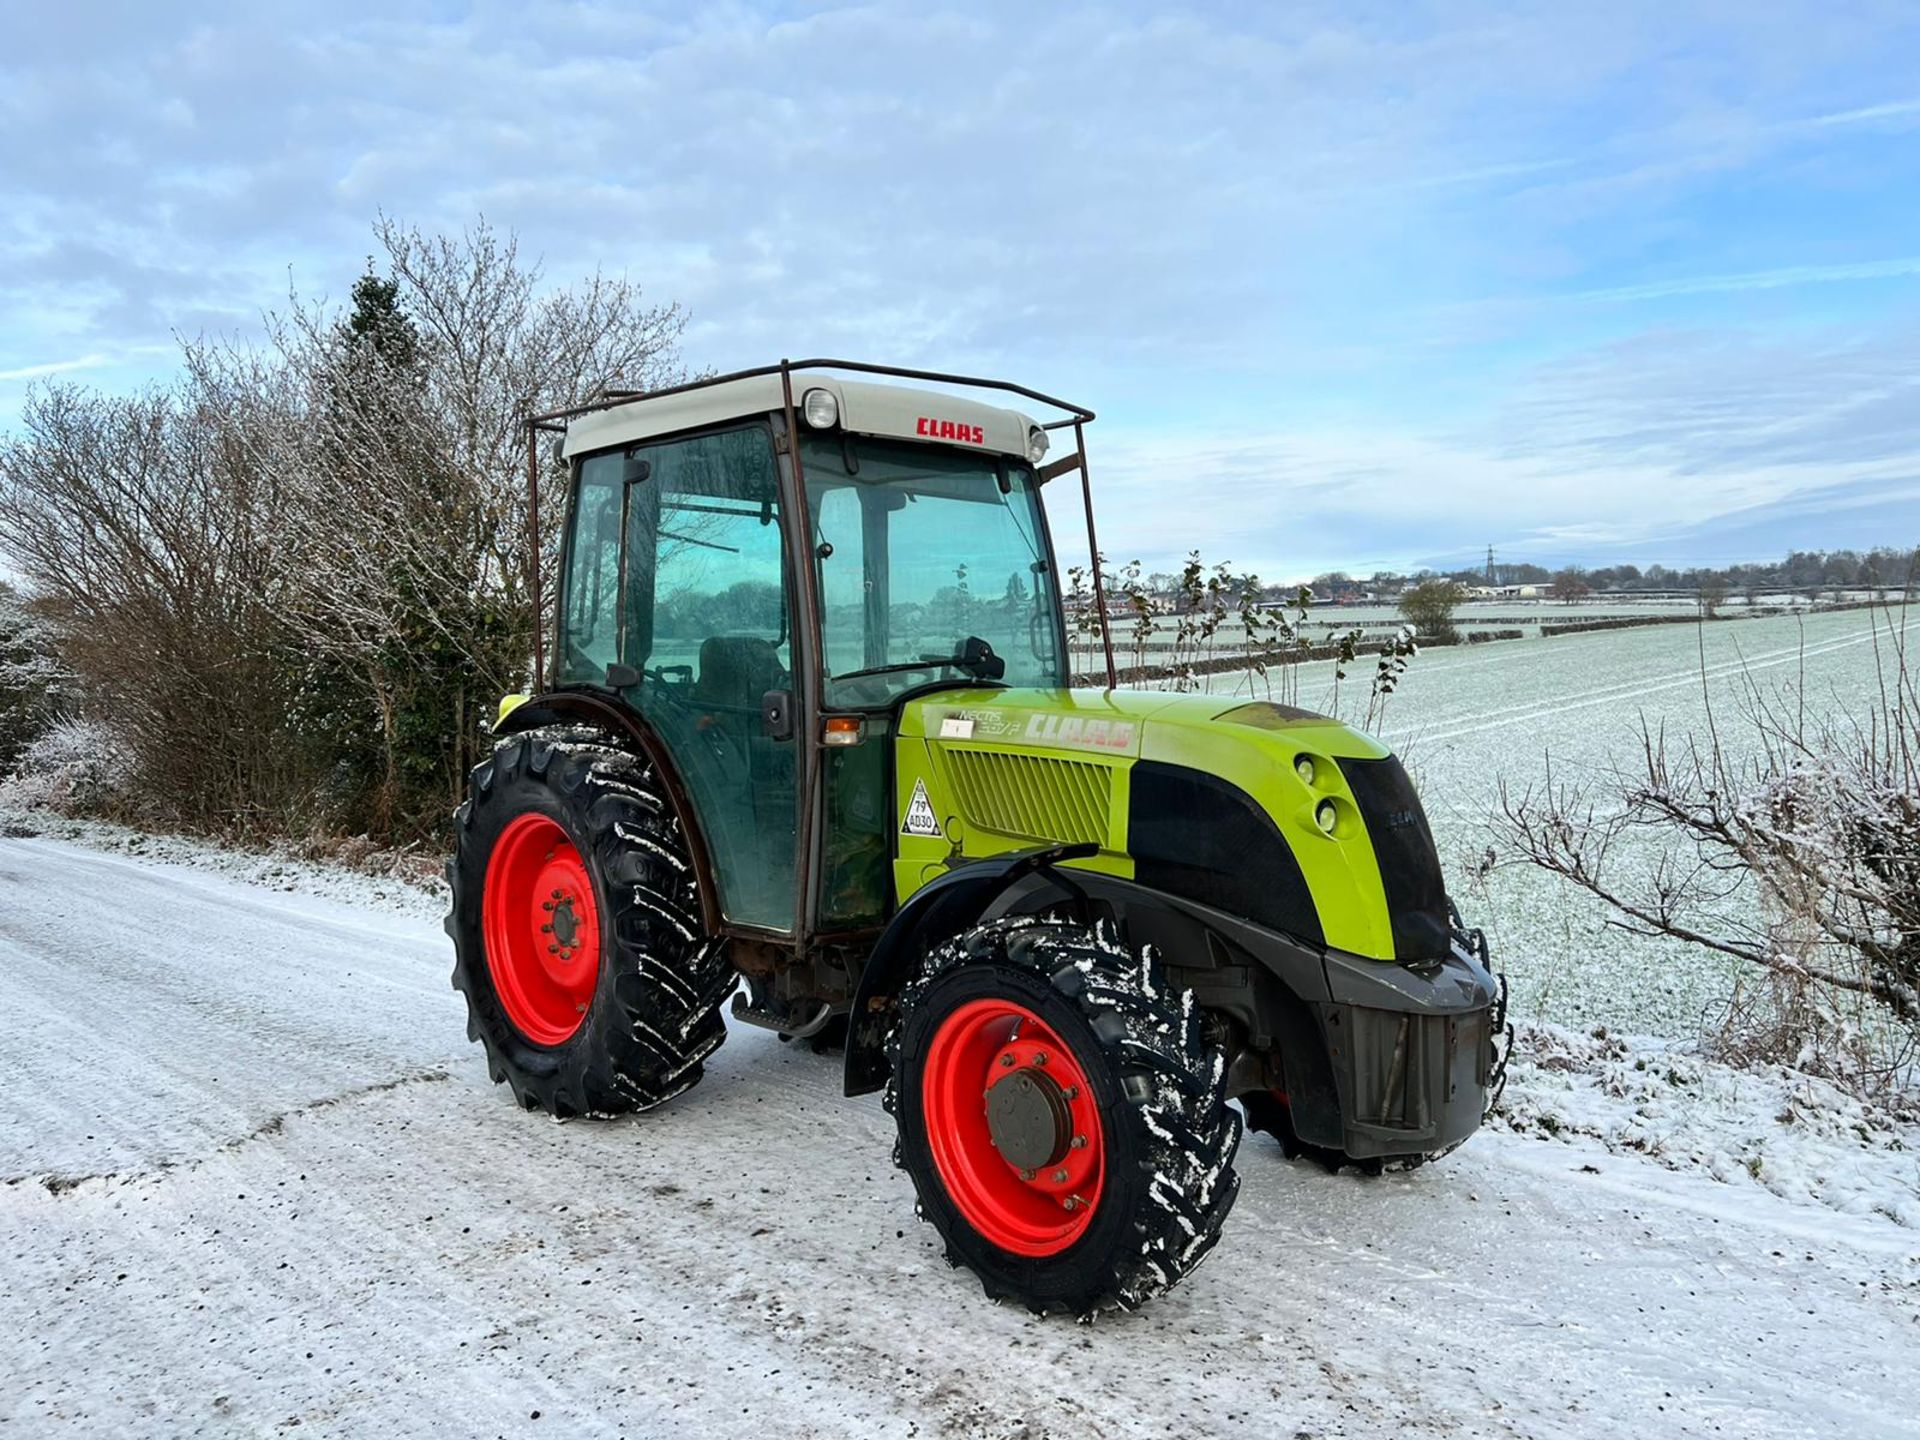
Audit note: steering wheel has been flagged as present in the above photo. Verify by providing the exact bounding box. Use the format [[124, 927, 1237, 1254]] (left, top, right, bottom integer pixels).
[[646, 663, 695, 688], [831, 664, 944, 707]]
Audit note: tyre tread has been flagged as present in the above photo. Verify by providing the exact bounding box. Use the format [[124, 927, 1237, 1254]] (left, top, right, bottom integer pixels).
[[886, 916, 1241, 1318]]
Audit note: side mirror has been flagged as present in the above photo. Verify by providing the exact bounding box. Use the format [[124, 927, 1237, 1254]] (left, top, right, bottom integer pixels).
[[957, 636, 1006, 680], [761, 689, 794, 741], [605, 662, 641, 689]]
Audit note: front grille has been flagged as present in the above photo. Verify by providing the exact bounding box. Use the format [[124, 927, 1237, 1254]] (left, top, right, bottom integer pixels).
[[1336, 755, 1451, 961], [941, 748, 1113, 847]]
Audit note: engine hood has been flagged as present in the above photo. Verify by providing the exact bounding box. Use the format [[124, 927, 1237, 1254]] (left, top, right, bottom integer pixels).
[[895, 688, 1426, 961], [896, 687, 1391, 762]]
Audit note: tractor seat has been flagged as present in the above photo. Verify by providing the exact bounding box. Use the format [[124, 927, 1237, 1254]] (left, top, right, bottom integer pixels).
[[690, 636, 784, 712]]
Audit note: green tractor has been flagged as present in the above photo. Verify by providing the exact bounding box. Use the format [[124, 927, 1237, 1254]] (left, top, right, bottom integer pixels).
[[447, 360, 1504, 1317]]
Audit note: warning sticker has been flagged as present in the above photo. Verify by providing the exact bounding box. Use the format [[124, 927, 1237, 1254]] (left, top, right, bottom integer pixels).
[[901, 777, 942, 837]]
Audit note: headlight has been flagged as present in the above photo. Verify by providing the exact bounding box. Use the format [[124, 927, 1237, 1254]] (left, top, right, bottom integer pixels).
[[1314, 800, 1338, 835], [802, 388, 839, 429], [1026, 425, 1049, 464], [1295, 756, 1316, 786]]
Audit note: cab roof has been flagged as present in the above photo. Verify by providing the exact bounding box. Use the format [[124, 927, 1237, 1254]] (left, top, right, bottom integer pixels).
[[561, 371, 1041, 462], [546, 360, 1094, 466]]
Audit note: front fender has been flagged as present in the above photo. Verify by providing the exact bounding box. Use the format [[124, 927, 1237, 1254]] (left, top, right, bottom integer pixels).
[[842, 843, 1096, 1096]]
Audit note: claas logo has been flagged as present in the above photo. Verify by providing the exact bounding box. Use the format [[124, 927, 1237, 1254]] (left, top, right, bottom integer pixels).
[[915, 415, 986, 444]]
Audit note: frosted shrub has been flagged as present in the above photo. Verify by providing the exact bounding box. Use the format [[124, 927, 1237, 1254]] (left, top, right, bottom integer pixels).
[[1, 718, 134, 816], [0, 582, 67, 770]]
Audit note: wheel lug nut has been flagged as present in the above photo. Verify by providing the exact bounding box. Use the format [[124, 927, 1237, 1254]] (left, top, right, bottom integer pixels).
[[547, 945, 558, 954], [998, 1054, 1015, 1068], [1070, 1135, 1087, 1149], [1062, 1196, 1079, 1212], [1051, 1168, 1069, 1183], [551, 889, 563, 899], [1062, 1085, 1079, 1100], [1020, 1168, 1036, 1181], [1033, 1051, 1047, 1066], [541, 924, 552, 933]]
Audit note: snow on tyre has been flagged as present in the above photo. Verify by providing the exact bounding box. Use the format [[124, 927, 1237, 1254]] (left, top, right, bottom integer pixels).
[[446, 725, 735, 1118], [887, 917, 1241, 1317]]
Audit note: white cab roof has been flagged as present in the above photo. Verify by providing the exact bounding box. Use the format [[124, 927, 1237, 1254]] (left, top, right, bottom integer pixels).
[[560, 373, 1039, 461]]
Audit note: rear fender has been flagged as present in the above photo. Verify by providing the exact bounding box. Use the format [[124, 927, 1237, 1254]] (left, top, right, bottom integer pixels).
[[493, 688, 722, 934]]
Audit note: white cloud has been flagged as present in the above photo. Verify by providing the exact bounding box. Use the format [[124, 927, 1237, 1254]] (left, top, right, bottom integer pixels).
[[1570, 258, 1920, 304], [0, 355, 109, 383], [1079, 322, 1920, 578], [1803, 97, 1920, 128]]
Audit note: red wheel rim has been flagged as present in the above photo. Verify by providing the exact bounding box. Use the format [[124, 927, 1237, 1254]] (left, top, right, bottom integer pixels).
[[482, 812, 601, 1046], [920, 997, 1105, 1257]]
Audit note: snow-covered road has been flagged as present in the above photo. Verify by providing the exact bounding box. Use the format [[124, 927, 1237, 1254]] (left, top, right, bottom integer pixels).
[[2, 833, 1915, 1438]]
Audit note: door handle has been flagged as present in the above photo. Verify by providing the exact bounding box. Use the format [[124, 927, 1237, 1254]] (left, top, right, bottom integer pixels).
[[761, 689, 794, 741]]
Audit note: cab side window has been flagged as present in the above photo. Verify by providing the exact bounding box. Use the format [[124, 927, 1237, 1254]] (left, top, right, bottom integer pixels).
[[558, 456, 624, 685]]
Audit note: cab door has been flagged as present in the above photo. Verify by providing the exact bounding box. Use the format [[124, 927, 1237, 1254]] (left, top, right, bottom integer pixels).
[[571, 424, 799, 933]]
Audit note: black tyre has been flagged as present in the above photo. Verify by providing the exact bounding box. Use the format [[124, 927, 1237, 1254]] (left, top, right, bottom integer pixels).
[[887, 917, 1241, 1317], [446, 726, 735, 1117]]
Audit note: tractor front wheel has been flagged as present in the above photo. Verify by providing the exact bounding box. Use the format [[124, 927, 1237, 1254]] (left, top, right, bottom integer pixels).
[[888, 918, 1240, 1317]]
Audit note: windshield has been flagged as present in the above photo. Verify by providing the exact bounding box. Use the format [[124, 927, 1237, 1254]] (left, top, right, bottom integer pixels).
[[803, 435, 1068, 709]]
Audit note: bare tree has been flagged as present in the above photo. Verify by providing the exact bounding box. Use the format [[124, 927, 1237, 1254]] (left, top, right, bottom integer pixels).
[[214, 217, 689, 829], [0, 215, 690, 842], [366, 216, 687, 639], [0, 381, 301, 828], [1550, 567, 1590, 604]]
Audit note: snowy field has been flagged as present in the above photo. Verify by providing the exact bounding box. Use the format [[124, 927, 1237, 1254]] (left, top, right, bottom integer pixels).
[[3, 605, 1918, 1437], [1088, 592, 1844, 656], [1177, 603, 1909, 1038], [1401, 607, 1905, 1036]]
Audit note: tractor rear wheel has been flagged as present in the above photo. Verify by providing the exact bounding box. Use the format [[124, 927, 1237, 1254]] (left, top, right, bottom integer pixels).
[[447, 726, 734, 1117], [887, 917, 1240, 1317]]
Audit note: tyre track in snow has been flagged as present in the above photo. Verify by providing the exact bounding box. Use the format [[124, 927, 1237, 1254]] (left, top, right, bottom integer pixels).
[[1391, 624, 1889, 747], [3, 833, 1918, 1437]]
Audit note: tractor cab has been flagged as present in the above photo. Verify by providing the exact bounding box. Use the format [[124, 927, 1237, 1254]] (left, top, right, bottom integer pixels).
[[546, 366, 1084, 944]]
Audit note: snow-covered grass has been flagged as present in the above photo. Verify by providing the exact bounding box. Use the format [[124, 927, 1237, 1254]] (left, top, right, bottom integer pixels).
[[1497, 1024, 1920, 1229], [0, 805, 445, 924]]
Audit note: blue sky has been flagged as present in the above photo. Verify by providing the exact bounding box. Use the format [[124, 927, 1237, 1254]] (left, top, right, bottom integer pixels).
[[3, 2, 1918, 581]]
